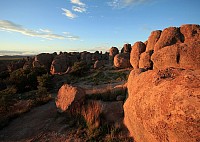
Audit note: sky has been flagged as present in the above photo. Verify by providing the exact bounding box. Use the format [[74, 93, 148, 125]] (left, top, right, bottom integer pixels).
[[0, 0, 200, 56]]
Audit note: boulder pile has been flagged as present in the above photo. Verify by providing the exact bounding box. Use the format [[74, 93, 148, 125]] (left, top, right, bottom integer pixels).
[[124, 24, 200, 142]]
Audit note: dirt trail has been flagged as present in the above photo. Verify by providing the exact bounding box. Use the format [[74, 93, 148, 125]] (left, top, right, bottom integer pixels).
[[0, 101, 58, 141]]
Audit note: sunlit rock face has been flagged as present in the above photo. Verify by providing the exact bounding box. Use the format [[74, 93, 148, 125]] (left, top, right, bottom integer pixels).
[[124, 24, 200, 142]]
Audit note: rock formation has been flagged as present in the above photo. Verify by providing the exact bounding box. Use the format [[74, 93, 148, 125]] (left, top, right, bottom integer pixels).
[[124, 68, 200, 142], [34, 53, 53, 70], [139, 50, 154, 70], [124, 24, 200, 142], [121, 43, 132, 53], [109, 47, 119, 65], [114, 53, 131, 69], [50, 54, 69, 74], [151, 42, 200, 70], [94, 60, 104, 69], [146, 30, 162, 51], [130, 41, 146, 69], [154, 27, 183, 51], [56, 84, 85, 112], [180, 24, 200, 43]]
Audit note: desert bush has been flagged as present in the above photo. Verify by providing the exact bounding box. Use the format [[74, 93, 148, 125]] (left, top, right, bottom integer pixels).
[[8, 67, 49, 93], [37, 73, 53, 91], [34, 87, 52, 105], [70, 61, 90, 76], [0, 86, 17, 112]]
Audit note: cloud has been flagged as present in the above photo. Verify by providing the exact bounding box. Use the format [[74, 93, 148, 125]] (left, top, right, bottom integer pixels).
[[108, 0, 150, 8], [72, 6, 86, 13], [0, 20, 79, 40], [39, 29, 52, 33], [71, 0, 85, 6], [62, 8, 77, 19]]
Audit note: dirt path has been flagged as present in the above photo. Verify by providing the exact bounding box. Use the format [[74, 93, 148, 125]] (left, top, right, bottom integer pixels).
[[0, 101, 58, 141]]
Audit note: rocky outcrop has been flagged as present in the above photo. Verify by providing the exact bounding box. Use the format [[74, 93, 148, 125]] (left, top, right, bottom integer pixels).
[[139, 50, 154, 70], [154, 27, 183, 51], [56, 84, 85, 112], [152, 42, 200, 70], [34, 53, 53, 70], [121, 43, 131, 53], [180, 24, 200, 43], [124, 68, 200, 142], [114, 53, 131, 69], [130, 41, 146, 69], [50, 54, 69, 74], [94, 60, 104, 69], [109, 47, 119, 65], [124, 24, 200, 142], [146, 30, 162, 51]]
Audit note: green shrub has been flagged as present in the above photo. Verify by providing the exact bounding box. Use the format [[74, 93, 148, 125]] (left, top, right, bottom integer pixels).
[[37, 73, 52, 91], [70, 61, 90, 76], [0, 86, 17, 111]]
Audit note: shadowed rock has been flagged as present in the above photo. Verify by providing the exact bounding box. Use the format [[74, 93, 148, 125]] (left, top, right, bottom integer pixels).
[[94, 60, 104, 69], [109, 47, 119, 65], [121, 43, 132, 53], [50, 54, 69, 74], [114, 53, 131, 69], [34, 53, 53, 70], [139, 50, 154, 70]]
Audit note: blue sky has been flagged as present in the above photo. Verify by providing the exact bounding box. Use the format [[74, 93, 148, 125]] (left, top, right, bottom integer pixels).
[[0, 0, 200, 55]]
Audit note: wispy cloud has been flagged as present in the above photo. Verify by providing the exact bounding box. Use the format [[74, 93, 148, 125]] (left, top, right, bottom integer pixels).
[[39, 29, 51, 33], [62, 8, 77, 19], [0, 20, 79, 40], [72, 6, 86, 13], [108, 0, 150, 8], [71, 0, 85, 6]]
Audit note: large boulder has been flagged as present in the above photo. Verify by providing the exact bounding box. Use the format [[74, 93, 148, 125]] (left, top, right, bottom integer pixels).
[[109, 47, 119, 65], [94, 60, 104, 69], [50, 54, 69, 74], [114, 53, 131, 69], [180, 24, 200, 43], [151, 42, 200, 70], [121, 43, 132, 53], [154, 27, 183, 51], [146, 30, 162, 51], [130, 41, 146, 69], [34, 53, 53, 70], [56, 84, 85, 112], [139, 50, 154, 70], [124, 68, 200, 142]]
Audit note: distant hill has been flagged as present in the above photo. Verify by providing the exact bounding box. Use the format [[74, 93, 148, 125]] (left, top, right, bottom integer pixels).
[[0, 55, 33, 61]]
